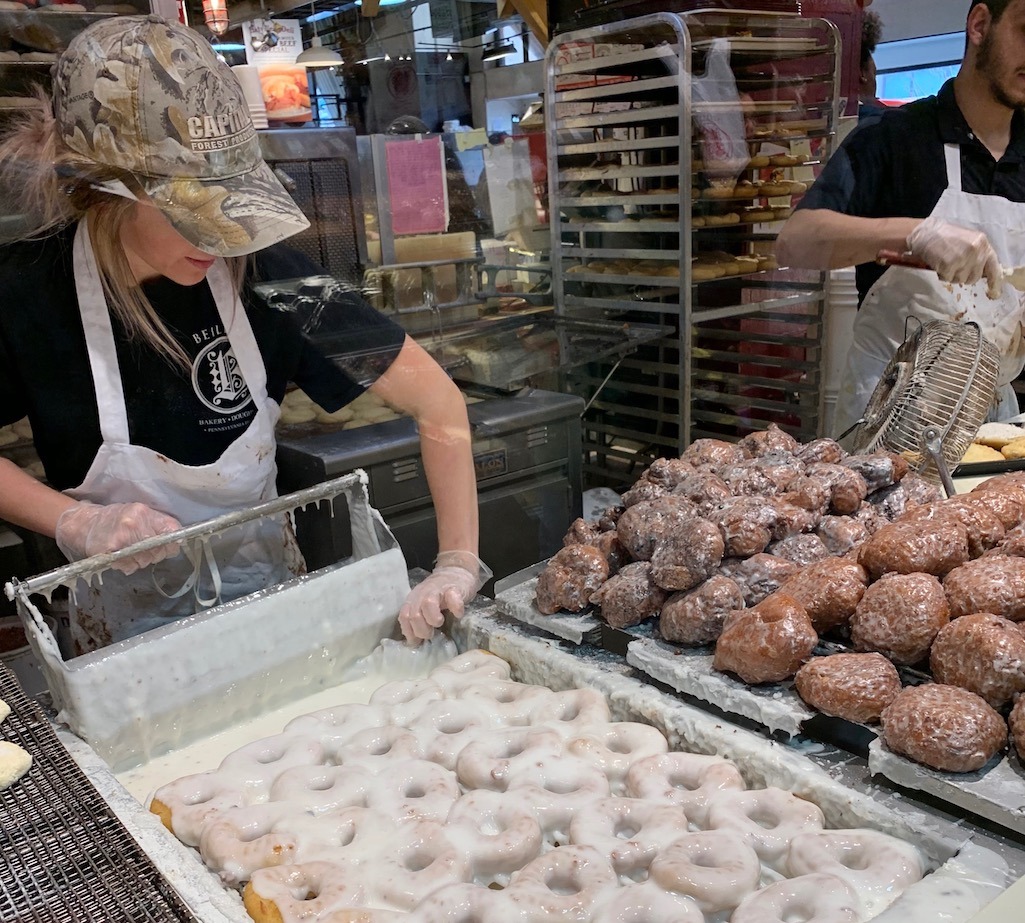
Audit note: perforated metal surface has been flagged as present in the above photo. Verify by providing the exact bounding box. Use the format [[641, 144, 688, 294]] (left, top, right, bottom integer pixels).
[[0, 664, 200, 923]]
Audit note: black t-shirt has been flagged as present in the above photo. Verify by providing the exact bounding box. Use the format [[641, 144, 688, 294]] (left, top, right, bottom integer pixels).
[[0, 224, 406, 489], [796, 79, 1025, 303]]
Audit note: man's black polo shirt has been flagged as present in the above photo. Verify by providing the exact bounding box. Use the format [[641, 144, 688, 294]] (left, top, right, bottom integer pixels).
[[795, 78, 1025, 304]]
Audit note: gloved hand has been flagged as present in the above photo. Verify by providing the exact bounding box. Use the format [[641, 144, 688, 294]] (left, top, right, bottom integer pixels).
[[907, 217, 1003, 299], [399, 550, 492, 643], [55, 501, 183, 575]]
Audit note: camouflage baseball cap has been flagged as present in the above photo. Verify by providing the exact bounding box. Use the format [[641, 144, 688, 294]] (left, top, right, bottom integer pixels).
[[53, 15, 309, 257]]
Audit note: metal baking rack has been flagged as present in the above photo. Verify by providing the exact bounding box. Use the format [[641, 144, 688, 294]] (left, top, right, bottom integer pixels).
[[495, 571, 1025, 837], [0, 663, 200, 923]]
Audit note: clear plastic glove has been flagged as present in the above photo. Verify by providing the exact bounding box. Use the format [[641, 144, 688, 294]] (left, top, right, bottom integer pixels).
[[907, 216, 1003, 299], [398, 550, 492, 643], [55, 500, 183, 575]]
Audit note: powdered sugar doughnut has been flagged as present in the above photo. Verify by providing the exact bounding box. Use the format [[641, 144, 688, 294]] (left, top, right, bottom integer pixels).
[[366, 821, 473, 910], [648, 829, 761, 912], [503, 845, 619, 920], [407, 700, 495, 769], [243, 861, 367, 923], [705, 787, 825, 869], [149, 771, 245, 846], [199, 803, 300, 884], [568, 797, 690, 873], [590, 880, 705, 923], [446, 789, 544, 884], [363, 760, 461, 823], [730, 872, 861, 923], [458, 679, 553, 726], [217, 732, 326, 797], [785, 829, 924, 903], [267, 764, 371, 815], [454, 727, 564, 791], [624, 752, 746, 827], [509, 761, 612, 843], [528, 687, 612, 730], [566, 722, 669, 790]]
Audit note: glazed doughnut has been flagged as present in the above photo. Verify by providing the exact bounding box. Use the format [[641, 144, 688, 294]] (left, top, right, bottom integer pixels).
[[243, 860, 367, 923], [858, 518, 969, 579], [681, 437, 746, 467], [739, 423, 799, 458], [362, 759, 461, 823], [503, 845, 619, 920], [958, 488, 1025, 530], [649, 517, 725, 592], [429, 649, 512, 689], [659, 575, 745, 646], [796, 437, 846, 465], [771, 500, 822, 540], [283, 702, 391, 745], [198, 803, 301, 884], [590, 561, 667, 629], [528, 687, 612, 730], [730, 872, 861, 923], [1009, 695, 1025, 759], [902, 499, 1005, 558], [217, 732, 327, 797], [842, 451, 908, 492], [408, 881, 507, 922], [881, 683, 1007, 773], [711, 497, 778, 557], [406, 700, 495, 769], [766, 533, 832, 567], [670, 470, 732, 514], [718, 553, 801, 607], [457, 680, 553, 726], [508, 762, 612, 843], [332, 725, 425, 768], [535, 545, 610, 615], [816, 515, 869, 556], [567, 797, 690, 872], [592, 530, 630, 576], [365, 820, 473, 910], [780, 475, 831, 516], [454, 727, 564, 791], [930, 613, 1025, 708], [644, 457, 697, 489], [850, 572, 949, 664], [589, 880, 705, 923], [705, 787, 825, 868], [777, 558, 868, 634], [785, 829, 925, 903], [720, 461, 780, 498], [989, 522, 1025, 557], [566, 722, 670, 789], [794, 653, 902, 724], [621, 479, 668, 507], [367, 678, 445, 724], [445, 789, 544, 884], [267, 764, 371, 815], [943, 554, 1025, 621], [563, 517, 602, 547], [616, 497, 701, 562], [624, 752, 746, 826], [648, 829, 761, 912], [867, 482, 915, 522], [149, 771, 245, 846], [803, 462, 868, 515], [713, 593, 817, 685]]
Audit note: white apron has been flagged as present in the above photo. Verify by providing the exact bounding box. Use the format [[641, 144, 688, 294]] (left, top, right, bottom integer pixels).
[[66, 222, 302, 652], [834, 143, 1025, 435]]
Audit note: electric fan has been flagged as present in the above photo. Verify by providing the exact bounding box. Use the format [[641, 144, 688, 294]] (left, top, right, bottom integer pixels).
[[848, 320, 999, 496]]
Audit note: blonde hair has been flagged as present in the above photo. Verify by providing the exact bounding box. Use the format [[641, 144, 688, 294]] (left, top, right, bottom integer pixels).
[[0, 89, 246, 371]]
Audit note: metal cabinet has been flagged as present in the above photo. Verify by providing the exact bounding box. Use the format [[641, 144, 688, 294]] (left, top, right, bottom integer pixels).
[[546, 11, 840, 486]]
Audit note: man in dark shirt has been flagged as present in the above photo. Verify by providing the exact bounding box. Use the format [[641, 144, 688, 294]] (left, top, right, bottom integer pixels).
[[777, 0, 1025, 434]]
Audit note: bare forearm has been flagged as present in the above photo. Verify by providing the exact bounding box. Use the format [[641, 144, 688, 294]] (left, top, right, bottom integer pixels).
[[776, 209, 921, 270], [0, 457, 75, 537]]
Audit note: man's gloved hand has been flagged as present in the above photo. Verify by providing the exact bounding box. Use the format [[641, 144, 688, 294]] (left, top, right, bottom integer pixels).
[[399, 550, 492, 642], [55, 501, 183, 575], [907, 217, 1003, 299]]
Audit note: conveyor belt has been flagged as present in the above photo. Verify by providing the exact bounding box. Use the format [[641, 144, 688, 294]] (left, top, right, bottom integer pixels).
[[0, 664, 199, 923]]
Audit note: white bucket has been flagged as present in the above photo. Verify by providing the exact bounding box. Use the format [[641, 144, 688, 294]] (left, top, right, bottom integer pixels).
[[0, 615, 55, 697]]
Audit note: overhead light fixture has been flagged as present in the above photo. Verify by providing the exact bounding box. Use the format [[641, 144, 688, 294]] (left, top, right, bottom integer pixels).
[[202, 0, 229, 35], [482, 40, 516, 62], [296, 0, 343, 68], [445, 51, 452, 61]]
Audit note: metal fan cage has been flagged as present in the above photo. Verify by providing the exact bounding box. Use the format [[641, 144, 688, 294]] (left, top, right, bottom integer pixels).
[[851, 320, 999, 485]]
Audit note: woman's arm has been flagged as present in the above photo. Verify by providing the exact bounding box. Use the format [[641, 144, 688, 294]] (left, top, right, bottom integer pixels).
[[368, 335, 478, 558], [0, 456, 76, 536], [775, 209, 921, 270]]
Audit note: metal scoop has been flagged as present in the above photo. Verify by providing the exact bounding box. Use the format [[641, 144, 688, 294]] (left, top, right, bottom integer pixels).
[[876, 249, 1025, 292]]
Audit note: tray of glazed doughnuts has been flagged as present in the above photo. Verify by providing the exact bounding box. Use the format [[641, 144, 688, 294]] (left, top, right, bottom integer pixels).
[[499, 425, 1025, 835]]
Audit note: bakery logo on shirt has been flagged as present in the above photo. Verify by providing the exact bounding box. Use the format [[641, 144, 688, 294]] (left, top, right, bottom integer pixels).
[[192, 336, 253, 414]]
